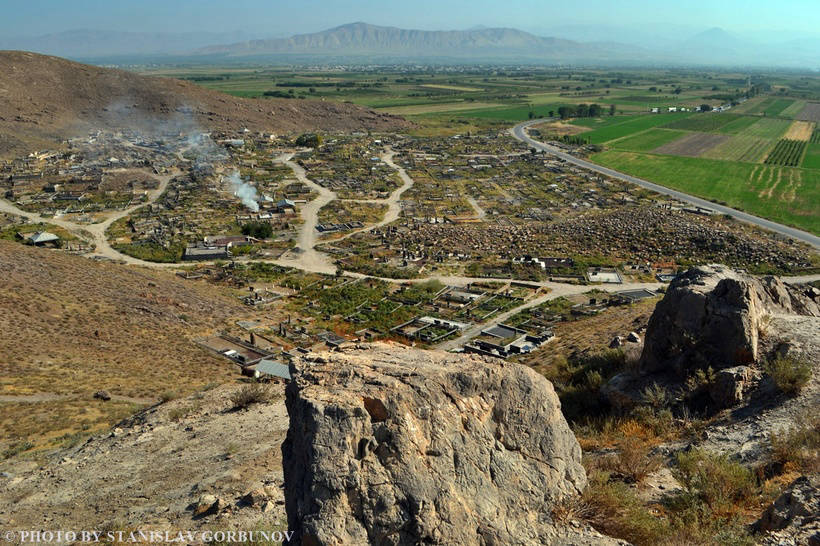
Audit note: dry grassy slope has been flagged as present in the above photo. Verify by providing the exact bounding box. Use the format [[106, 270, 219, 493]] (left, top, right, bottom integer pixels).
[[0, 50, 411, 157], [0, 383, 290, 533], [0, 241, 246, 448]]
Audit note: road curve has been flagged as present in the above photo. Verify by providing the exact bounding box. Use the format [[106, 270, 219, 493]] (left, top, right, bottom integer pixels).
[[511, 119, 820, 249]]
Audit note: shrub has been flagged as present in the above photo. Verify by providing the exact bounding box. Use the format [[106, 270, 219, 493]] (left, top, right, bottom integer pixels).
[[764, 355, 811, 396], [768, 419, 820, 474], [582, 470, 668, 544], [2, 441, 34, 460], [641, 383, 669, 410], [673, 449, 756, 514], [230, 384, 271, 410]]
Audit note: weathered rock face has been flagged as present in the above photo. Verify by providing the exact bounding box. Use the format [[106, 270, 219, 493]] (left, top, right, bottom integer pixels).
[[282, 343, 588, 546], [640, 265, 819, 376], [756, 475, 820, 545]]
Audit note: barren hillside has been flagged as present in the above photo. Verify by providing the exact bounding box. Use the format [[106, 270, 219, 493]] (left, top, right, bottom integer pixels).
[[0, 51, 411, 157], [0, 241, 247, 452]]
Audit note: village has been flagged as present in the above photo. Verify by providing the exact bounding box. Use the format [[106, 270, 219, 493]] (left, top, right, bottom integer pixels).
[[1, 123, 817, 384]]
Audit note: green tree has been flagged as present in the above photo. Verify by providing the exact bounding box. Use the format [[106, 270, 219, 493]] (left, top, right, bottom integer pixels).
[[295, 133, 323, 147], [609, 104, 616, 116], [700, 104, 712, 112]]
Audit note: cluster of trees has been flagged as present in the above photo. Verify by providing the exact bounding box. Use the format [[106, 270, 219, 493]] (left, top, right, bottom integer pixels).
[[241, 221, 273, 239], [552, 103, 616, 120], [295, 133, 323, 147]]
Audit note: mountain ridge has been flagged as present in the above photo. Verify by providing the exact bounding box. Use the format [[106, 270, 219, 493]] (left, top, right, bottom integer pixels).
[[194, 21, 650, 62]]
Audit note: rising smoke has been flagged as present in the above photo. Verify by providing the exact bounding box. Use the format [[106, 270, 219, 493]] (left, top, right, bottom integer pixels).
[[226, 170, 259, 212]]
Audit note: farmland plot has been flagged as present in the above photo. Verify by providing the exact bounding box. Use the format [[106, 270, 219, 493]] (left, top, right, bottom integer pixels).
[[744, 118, 791, 139], [662, 114, 740, 132], [764, 139, 807, 167], [801, 143, 820, 170], [783, 120, 815, 141], [608, 128, 687, 152], [716, 116, 761, 134], [653, 132, 729, 157], [763, 98, 795, 117], [584, 113, 690, 144], [780, 100, 807, 119], [700, 135, 772, 162], [796, 102, 820, 123]]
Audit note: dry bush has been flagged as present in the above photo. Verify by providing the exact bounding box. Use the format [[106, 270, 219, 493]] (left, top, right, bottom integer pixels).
[[230, 384, 271, 410], [768, 418, 820, 474], [551, 495, 592, 524], [673, 449, 756, 516], [765, 355, 811, 396]]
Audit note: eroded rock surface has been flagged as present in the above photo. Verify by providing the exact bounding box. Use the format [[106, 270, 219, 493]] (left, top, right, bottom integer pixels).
[[282, 343, 595, 546], [640, 264, 819, 375], [756, 475, 820, 546]]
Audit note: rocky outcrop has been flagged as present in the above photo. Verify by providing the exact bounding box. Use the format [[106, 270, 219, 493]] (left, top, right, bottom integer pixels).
[[640, 265, 819, 375], [282, 343, 592, 546], [756, 475, 820, 545]]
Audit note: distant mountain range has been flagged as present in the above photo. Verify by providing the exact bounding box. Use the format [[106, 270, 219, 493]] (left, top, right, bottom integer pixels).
[[1, 22, 818, 68], [193, 22, 650, 63], [0, 29, 264, 58]]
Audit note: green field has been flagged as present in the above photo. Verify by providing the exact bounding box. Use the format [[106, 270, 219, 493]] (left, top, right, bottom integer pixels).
[[763, 98, 795, 117], [700, 135, 773, 162], [608, 128, 687, 152], [582, 113, 690, 144], [743, 118, 792, 139], [781, 100, 808, 118], [716, 116, 761, 134], [591, 151, 820, 234], [802, 142, 820, 169], [662, 114, 740, 132]]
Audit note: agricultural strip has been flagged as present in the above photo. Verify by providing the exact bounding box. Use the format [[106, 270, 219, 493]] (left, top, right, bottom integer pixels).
[[700, 135, 773, 162], [783, 121, 815, 141], [780, 100, 807, 119], [652, 133, 730, 157], [800, 142, 820, 170], [589, 150, 820, 234], [381, 101, 502, 115], [764, 139, 807, 167], [419, 84, 482, 92], [607, 128, 687, 152], [583, 113, 690, 144], [763, 98, 795, 117], [662, 113, 742, 132], [716, 116, 761, 134], [744, 118, 792, 139], [797, 103, 820, 123]]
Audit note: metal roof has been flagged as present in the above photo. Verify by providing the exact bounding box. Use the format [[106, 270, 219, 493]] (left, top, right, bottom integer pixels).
[[255, 359, 291, 380], [29, 231, 59, 244]]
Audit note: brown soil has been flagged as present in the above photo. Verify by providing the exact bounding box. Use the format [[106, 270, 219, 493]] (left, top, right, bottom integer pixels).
[[532, 121, 590, 136], [796, 102, 820, 123], [653, 132, 730, 157]]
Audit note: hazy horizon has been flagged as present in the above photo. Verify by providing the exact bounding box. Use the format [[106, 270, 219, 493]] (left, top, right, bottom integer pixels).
[[3, 0, 819, 41]]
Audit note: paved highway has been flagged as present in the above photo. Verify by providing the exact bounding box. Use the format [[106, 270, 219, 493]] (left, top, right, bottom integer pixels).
[[511, 119, 820, 249]]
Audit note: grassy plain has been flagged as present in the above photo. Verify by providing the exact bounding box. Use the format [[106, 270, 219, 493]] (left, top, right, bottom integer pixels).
[[591, 151, 820, 233]]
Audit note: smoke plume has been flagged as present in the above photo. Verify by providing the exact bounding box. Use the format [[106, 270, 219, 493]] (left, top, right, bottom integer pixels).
[[226, 170, 259, 212]]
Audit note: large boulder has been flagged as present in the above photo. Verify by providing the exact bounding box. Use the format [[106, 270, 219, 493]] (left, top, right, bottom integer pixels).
[[639, 265, 819, 376], [282, 343, 589, 546]]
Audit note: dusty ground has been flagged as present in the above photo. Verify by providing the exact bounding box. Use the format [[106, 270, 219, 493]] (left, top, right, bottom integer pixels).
[[0, 383, 290, 533], [532, 120, 591, 136], [0, 241, 249, 450], [516, 298, 658, 376]]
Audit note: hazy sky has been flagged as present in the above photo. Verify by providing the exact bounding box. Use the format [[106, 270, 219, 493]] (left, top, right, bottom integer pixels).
[[2, 0, 819, 37]]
